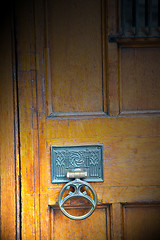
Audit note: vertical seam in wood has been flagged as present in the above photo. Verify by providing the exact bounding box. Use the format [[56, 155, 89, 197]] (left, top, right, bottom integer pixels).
[[111, 203, 123, 240], [33, 0, 41, 238], [121, 204, 125, 240], [118, 46, 121, 114], [105, 206, 108, 240], [107, 0, 120, 116], [106, 0, 109, 115], [29, 1, 36, 233], [106, 205, 111, 240], [44, 0, 53, 116], [102, 0, 108, 114], [50, 208, 54, 240], [12, 3, 22, 238]]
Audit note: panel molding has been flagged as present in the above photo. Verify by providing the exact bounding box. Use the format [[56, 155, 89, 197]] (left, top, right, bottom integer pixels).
[[117, 38, 160, 48], [111, 203, 123, 240], [49, 204, 111, 240], [123, 203, 160, 240], [107, 0, 120, 116], [44, 47, 53, 116], [119, 110, 160, 116], [120, 47, 160, 115], [47, 111, 107, 119], [44, 0, 108, 118]]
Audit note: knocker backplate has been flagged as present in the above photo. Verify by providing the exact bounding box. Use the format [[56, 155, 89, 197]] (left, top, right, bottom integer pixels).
[[51, 145, 104, 183]]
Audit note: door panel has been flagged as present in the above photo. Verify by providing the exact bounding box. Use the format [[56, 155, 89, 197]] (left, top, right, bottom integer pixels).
[[123, 204, 160, 240], [46, 0, 104, 114], [13, 0, 160, 239], [50, 206, 110, 240], [120, 47, 160, 113]]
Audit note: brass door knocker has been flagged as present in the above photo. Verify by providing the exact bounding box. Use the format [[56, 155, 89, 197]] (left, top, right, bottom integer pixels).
[[58, 171, 97, 220]]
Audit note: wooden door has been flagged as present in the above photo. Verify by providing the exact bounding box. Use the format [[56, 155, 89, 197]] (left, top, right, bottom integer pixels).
[[1, 0, 160, 239]]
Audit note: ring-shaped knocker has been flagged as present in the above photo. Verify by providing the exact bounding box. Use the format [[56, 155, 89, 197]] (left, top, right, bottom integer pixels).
[[58, 178, 97, 220]]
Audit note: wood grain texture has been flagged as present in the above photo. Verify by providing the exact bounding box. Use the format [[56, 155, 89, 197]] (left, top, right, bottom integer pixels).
[[13, 0, 160, 239], [35, 0, 50, 238], [46, 0, 103, 114], [0, 7, 16, 239], [111, 204, 123, 240], [120, 47, 160, 113], [50, 206, 109, 240], [107, 0, 119, 116], [46, 131, 160, 188], [46, 116, 160, 139], [15, 0, 41, 238], [48, 186, 160, 206], [123, 204, 160, 240]]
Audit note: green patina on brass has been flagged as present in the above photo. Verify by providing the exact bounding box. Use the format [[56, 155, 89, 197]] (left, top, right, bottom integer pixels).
[[58, 178, 97, 220], [51, 145, 104, 183]]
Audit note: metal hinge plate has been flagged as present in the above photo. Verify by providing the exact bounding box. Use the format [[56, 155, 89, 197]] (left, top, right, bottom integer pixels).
[[51, 145, 104, 183]]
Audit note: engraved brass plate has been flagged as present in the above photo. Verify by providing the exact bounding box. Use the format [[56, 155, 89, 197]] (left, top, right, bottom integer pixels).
[[51, 145, 104, 183]]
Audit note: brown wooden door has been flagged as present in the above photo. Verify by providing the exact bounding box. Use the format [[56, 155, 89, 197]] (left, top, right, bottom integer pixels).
[[1, 0, 160, 239]]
